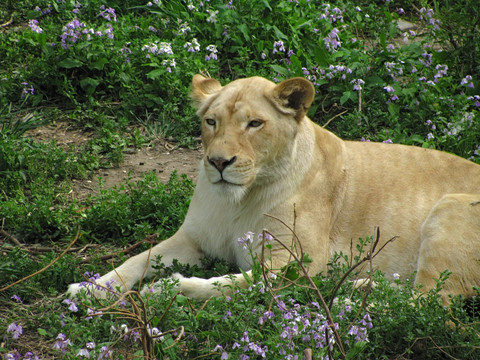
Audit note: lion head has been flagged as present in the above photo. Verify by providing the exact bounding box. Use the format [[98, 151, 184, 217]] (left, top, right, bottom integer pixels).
[[191, 75, 315, 203]]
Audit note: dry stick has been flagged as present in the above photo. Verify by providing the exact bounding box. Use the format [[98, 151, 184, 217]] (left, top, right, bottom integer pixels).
[[322, 110, 348, 129], [80, 235, 157, 263], [327, 228, 398, 309], [0, 228, 27, 249], [0, 14, 13, 28], [263, 214, 346, 359], [0, 228, 81, 293]]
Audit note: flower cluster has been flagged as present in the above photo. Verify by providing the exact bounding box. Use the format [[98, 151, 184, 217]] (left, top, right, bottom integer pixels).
[[59, 6, 117, 49], [98, 6, 117, 22], [215, 295, 373, 359], [28, 19, 43, 34], [205, 44, 218, 61], [468, 95, 480, 107], [184, 38, 201, 52], [34, 4, 53, 15], [323, 28, 341, 53], [20, 82, 34, 98], [419, 7, 440, 30], [206, 9, 219, 23], [319, 4, 344, 24], [272, 40, 286, 54], [383, 85, 398, 101], [60, 18, 87, 49], [461, 75, 475, 89], [351, 79, 365, 91], [53, 333, 72, 354], [162, 59, 177, 73], [142, 42, 174, 57], [237, 231, 273, 250], [7, 322, 23, 340], [63, 298, 79, 312]]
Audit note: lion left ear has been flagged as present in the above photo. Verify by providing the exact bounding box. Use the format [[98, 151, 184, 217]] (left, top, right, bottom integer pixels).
[[272, 78, 315, 121], [191, 74, 222, 106]]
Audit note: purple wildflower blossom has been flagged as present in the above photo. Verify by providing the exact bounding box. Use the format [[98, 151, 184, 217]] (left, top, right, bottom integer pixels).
[[98, 6, 117, 22], [28, 19, 43, 34], [351, 78, 365, 91], [205, 44, 218, 61], [323, 28, 341, 52], [10, 295, 22, 303], [63, 298, 79, 312], [7, 323, 23, 340], [272, 40, 285, 54]]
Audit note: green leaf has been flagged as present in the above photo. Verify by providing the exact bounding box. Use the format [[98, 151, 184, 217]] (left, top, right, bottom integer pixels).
[[270, 64, 289, 76], [388, 102, 400, 117], [37, 328, 47, 336], [90, 58, 109, 71], [237, 23, 250, 41], [80, 77, 100, 95], [272, 25, 288, 40], [146, 68, 165, 80], [58, 58, 83, 69], [340, 91, 355, 105]]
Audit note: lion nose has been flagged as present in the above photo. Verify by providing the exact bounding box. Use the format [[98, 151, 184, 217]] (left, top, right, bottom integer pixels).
[[208, 156, 237, 173]]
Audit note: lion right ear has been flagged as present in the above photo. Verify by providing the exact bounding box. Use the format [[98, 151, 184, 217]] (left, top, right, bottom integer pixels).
[[271, 78, 315, 121], [191, 74, 222, 106]]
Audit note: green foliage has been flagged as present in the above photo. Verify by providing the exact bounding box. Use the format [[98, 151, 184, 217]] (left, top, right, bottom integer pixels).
[[82, 172, 194, 243]]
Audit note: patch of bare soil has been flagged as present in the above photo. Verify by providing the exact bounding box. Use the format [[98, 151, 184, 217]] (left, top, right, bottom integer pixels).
[[26, 122, 203, 197]]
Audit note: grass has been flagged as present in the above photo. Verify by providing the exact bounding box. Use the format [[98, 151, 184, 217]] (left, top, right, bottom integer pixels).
[[1, 0, 480, 359]]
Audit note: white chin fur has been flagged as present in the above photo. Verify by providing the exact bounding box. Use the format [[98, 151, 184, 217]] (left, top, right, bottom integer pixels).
[[213, 182, 248, 203]]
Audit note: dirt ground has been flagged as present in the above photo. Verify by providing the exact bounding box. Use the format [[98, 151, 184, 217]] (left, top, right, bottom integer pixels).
[[26, 122, 204, 197]]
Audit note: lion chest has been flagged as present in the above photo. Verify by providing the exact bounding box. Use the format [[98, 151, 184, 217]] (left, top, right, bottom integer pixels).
[[182, 181, 269, 270]]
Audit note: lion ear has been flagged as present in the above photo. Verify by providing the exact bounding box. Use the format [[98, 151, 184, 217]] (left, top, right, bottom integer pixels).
[[272, 78, 315, 121], [191, 74, 222, 105]]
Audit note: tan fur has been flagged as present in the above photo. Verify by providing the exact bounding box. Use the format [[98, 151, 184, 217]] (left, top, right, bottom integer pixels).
[[68, 75, 480, 304]]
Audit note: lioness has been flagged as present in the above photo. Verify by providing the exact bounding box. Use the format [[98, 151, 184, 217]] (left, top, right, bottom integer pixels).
[[69, 75, 480, 304]]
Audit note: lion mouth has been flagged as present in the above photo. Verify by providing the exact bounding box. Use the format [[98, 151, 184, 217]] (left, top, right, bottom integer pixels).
[[215, 179, 242, 186]]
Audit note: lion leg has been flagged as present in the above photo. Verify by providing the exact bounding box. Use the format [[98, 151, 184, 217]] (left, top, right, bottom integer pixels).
[[415, 194, 480, 305], [67, 229, 204, 298]]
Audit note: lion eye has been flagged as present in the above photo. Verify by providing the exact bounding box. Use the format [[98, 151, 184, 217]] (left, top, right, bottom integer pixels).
[[248, 120, 263, 128], [205, 118, 216, 126]]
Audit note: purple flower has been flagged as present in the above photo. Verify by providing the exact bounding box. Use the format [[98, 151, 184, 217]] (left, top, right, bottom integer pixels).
[[98, 7, 117, 22], [383, 85, 395, 93], [21, 82, 35, 98], [427, 133, 434, 140], [205, 44, 218, 61], [383, 139, 393, 144], [323, 28, 341, 52], [351, 78, 364, 91], [10, 295, 22, 303], [272, 40, 285, 54], [7, 323, 23, 340], [28, 19, 43, 34], [237, 231, 254, 249], [206, 9, 219, 23], [420, 52, 432, 67], [98, 346, 112, 360], [77, 348, 90, 358], [461, 75, 474, 88], [63, 298, 78, 312], [53, 333, 71, 354]]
